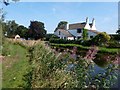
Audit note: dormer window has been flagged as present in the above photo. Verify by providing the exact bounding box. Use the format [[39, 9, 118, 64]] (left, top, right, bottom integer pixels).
[[59, 31, 60, 35], [77, 28, 82, 33]]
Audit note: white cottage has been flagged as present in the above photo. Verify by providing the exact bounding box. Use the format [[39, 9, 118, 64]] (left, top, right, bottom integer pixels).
[[54, 17, 99, 40], [54, 29, 74, 40]]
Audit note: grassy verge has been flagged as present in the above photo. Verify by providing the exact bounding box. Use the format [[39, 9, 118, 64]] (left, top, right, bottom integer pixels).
[[2, 39, 29, 88]]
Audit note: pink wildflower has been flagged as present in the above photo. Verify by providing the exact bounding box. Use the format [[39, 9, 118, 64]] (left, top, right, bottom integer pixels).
[[112, 55, 120, 65], [84, 45, 98, 60]]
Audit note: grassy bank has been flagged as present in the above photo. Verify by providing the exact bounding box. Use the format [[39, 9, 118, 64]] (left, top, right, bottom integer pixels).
[[2, 39, 29, 88]]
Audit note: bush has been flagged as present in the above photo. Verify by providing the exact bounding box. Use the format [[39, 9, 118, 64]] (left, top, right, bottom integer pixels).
[[45, 34, 54, 41], [81, 40, 92, 46], [92, 32, 111, 46], [49, 38, 82, 44], [107, 40, 120, 48]]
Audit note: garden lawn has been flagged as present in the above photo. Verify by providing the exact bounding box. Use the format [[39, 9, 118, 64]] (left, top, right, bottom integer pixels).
[[2, 40, 29, 88]]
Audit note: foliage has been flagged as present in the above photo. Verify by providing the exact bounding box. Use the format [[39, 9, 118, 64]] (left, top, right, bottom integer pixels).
[[51, 34, 59, 39], [2, 0, 20, 6], [51, 43, 119, 54], [55, 21, 68, 31], [82, 28, 88, 41], [2, 20, 47, 40], [15, 25, 29, 39], [5, 20, 19, 38], [2, 20, 26, 38], [107, 40, 120, 48], [116, 29, 120, 34], [110, 34, 120, 41], [22, 42, 119, 89], [28, 21, 47, 40], [81, 39, 92, 46], [2, 39, 119, 89], [49, 38, 82, 44], [92, 32, 111, 46], [45, 34, 54, 41], [23, 42, 75, 88]]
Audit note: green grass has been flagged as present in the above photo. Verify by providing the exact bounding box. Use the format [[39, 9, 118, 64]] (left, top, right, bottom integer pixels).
[[2, 39, 29, 88]]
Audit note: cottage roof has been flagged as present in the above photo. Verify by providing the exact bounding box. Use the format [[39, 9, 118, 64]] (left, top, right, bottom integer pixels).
[[58, 29, 74, 37], [68, 23, 86, 30]]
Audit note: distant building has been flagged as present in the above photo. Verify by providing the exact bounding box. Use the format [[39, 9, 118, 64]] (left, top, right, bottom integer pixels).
[[54, 17, 100, 40], [15, 34, 20, 40]]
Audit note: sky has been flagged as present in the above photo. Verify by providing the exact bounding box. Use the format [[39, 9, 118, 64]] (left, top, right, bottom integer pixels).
[[2, 2, 118, 34]]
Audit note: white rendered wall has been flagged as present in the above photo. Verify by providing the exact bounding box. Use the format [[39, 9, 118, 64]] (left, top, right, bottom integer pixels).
[[54, 30, 66, 39], [67, 37, 74, 40], [87, 31, 97, 39]]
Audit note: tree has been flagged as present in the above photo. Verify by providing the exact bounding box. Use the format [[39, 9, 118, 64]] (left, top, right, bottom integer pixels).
[[116, 29, 120, 34], [6, 20, 19, 37], [28, 21, 47, 40], [55, 21, 68, 31], [15, 25, 28, 39], [82, 28, 88, 41], [92, 32, 111, 46]]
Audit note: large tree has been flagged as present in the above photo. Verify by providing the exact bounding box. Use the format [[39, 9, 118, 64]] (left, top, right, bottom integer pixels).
[[28, 21, 47, 40]]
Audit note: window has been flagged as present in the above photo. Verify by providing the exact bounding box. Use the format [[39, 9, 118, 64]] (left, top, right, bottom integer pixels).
[[78, 36, 81, 39], [77, 28, 82, 33], [64, 37, 66, 40], [90, 36, 93, 38], [59, 31, 60, 35]]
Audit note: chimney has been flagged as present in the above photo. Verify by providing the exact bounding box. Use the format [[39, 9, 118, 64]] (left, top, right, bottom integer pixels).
[[66, 23, 69, 30], [86, 17, 89, 24], [84, 17, 90, 30], [91, 18, 97, 30]]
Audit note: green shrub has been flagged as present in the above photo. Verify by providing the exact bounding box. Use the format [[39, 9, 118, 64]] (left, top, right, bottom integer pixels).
[[107, 40, 120, 48], [45, 34, 54, 41], [92, 32, 111, 46], [49, 38, 82, 44], [81, 40, 92, 46]]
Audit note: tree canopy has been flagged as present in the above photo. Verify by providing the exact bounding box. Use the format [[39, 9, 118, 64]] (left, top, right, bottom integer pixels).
[[2, 20, 29, 38], [55, 21, 68, 31], [4, 20, 19, 38], [28, 21, 47, 40], [15, 25, 28, 39]]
